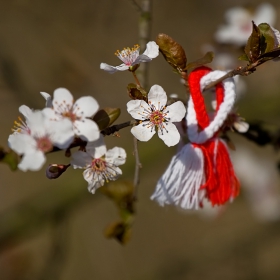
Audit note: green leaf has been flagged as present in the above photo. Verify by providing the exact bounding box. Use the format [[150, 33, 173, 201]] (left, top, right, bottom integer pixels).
[[258, 23, 276, 54], [0, 148, 18, 171], [238, 53, 249, 61], [100, 180, 134, 201], [245, 21, 261, 63], [92, 107, 121, 130], [103, 221, 132, 245], [127, 83, 147, 100], [156, 33, 187, 72], [185, 51, 214, 71]]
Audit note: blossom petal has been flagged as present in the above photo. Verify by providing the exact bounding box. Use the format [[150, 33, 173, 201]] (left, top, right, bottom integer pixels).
[[86, 136, 106, 158], [111, 166, 122, 177], [148, 85, 167, 108], [8, 134, 36, 154], [42, 107, 59, 120], [26, 111, 48, 138], [74, 96, 99, 118], [165, 101, 186, 122], [131, 122, 156, 142], [158, 122, 180, 147], [71, 151, 92, 169], [53, 88, 74, 112], [40, 92, 53, 107], [127, 99, 150, 120], [115, 64, 130, 71], [100, 63, 129, 73], [142, 41, 159, 59], [84, 169, 104, 194], [100, 63, 118, 73], [225, 7, 249, 24], [133, 54, 152, 64], [18, 150, 46, 171], [233, 121, 249, 133], [74, 119, 100, 141], [48, 118, 74, 149], [19, 105, 33, 119], [254, 3, 276, 26], [106, 147, 126, 166]]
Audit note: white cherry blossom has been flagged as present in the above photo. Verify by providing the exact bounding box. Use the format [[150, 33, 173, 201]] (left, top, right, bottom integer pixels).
[[127, 85, 186, 147], [100, 41, 159, 74], [42, 88, 100, 141], [8, 110, 73, 171], [71, 137, 127, 194], [215, 3, 276, 46]]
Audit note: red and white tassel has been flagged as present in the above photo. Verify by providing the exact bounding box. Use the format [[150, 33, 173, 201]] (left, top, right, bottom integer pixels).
[[151, 66, 240, 209]]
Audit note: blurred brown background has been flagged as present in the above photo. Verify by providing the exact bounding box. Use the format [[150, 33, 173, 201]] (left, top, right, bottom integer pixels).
[[1, 0, 280, 279]]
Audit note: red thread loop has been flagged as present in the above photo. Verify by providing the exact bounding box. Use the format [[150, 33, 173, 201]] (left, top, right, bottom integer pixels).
[[188, 67, 239, 206]]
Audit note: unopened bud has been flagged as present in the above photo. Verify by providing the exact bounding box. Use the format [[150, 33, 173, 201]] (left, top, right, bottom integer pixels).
[[46, 164, 70, 179]]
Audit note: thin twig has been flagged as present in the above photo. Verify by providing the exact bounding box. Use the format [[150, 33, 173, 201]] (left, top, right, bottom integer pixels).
[[132, 71, 141, 87], [37, 213, 69, 280], [203, 61, 260, 91], [101, 120, 136, 136], [133, 136, 142, 199], [137, 0, 152, 89], [131, 0, 152, 199]]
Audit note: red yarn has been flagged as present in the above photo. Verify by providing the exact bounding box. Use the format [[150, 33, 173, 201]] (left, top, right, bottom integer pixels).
[[204, 140, 240, 206], [188, 67, 240, 206], [188, 66, 225, 129]]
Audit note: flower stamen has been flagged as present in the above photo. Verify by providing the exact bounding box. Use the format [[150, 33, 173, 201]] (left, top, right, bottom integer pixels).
[[115, 44, 140, 66], [12, 116, 30, 134]]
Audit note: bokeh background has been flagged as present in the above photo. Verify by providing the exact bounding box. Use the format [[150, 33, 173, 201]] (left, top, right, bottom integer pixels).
[[1, 0, 280, 279]]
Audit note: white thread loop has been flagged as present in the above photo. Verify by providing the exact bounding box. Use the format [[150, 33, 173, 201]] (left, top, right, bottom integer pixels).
[[187, 71, 236, 144]]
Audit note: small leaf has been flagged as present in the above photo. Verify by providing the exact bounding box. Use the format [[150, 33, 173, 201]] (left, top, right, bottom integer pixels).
[[238, 53, 249, 61], [127, 83, 147, 100], [156, 33, 187, 72], [104, 221, 132, 245], [100, 180, 134, 201], [0, 148, 19, 171], [244, 21, 261, 63], [92, 107, 121, 130], [258, 23, 276, 54], [185, 51, 214, 71]]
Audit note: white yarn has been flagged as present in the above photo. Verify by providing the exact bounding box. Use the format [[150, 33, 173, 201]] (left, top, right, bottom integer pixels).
[[187, 70, 236, 144], [151, 143, 205, 209]]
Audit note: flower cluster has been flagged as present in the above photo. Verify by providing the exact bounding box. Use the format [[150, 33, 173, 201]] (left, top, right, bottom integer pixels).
[[8, 88, 127, 193]]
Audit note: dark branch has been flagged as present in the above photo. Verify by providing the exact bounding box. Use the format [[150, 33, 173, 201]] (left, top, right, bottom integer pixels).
[[101, 120, 135, 136]]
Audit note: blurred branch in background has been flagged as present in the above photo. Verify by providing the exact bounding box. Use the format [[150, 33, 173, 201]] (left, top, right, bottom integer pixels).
[[37, 212, 69, 280], [132, 0, 152, 89], [0, 184, 88, 252]]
